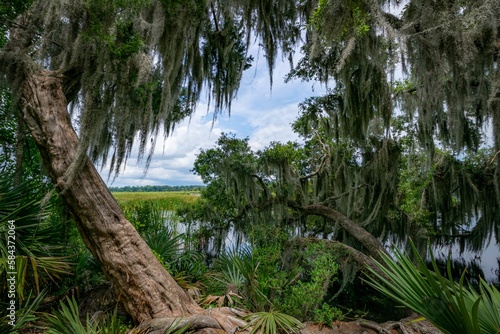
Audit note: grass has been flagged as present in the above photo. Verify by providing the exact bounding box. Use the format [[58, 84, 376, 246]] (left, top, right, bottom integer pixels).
[[112, 191, 200, 210]]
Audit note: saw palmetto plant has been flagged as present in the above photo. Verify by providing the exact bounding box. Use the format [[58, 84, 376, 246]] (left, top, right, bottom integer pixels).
[[365, 241, 500, 334]]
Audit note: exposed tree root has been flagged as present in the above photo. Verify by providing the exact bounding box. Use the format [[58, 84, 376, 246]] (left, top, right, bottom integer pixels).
[[208, 307, 249, 333], [356, 315, 442, 334], [357, 319, 393, 334], [138, 307, 249, 334]]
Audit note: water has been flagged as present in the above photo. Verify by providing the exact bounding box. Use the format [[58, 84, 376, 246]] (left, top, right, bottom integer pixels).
[[167, 211, 500, 284], [432, 239, 499, 283]]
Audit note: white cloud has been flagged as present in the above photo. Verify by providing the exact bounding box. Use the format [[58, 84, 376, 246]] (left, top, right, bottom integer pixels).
[[106, 46, 325, 187], [247, 104, 302, 150], [104, 108, 227, 187]]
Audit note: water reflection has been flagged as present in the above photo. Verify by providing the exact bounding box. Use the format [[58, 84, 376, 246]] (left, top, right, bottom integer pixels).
[[171, 210, 500, 285], [430, 238, 499, 285]]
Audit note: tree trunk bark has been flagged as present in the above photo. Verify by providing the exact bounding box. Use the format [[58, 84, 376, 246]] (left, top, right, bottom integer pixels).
[[14, 111, 25, 185], [19, 69, 204, 323], [299, 204, 389, 262]]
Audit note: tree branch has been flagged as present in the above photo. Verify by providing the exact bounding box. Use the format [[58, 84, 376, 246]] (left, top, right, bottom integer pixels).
[[251, 173, 270, 199], [490, 150, 500, 165], [288, 202, 389, 262], [232, 199, 275, 222], [210, 2, 220, 32], [318, 185, 364, 205], [300, 130, 330, 181], [0, 15, 62, 48]]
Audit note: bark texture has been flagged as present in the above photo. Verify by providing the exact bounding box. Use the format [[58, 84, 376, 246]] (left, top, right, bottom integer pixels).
[[300, 204, 389, 262], [19, 70, 204, 323]]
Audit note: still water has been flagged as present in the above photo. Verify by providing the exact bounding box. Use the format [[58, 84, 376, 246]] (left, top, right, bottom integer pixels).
[[166, 211, 499, 284]]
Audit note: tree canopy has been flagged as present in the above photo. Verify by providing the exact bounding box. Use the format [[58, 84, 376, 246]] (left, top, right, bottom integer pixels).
[[2, 0, 306, 177], [2, 0, 499, 181]]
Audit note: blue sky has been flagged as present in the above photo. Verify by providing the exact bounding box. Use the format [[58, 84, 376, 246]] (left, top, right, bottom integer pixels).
[[99, 0, 408, 188], [103, 51, 326, 187]]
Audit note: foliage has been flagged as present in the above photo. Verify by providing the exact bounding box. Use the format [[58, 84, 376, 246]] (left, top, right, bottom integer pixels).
[[187, 133, 263, 253], [202, 226, 300, 312], [193, 133, 257, 186], [387, 146, 499, 250], [0, 88, 47, 184], [73, 247, 106, 292], [0, 290, 46, 333], [200, 290, 243, 308], [243, 310, 303, 334], [187, 85, 499, 324], [160, 318, 191, 334], [191, 127, 398, 250], [2, 0, 500, 328], [313, 303, 344, 326], [109, 185, 204, 192], [124, 200, 208, 287], [117, 193, 199, 247], [0, 0, 306, 176], [0, 89, 15, 174], [44, 297, 133, 334], [0, 0, 33, 47], [190, 109, 498, 266], [209, 247, 268, 311], [0, 177, 73, 302], [44, 296, 97, 334], [365, 241, 500, 334], [279, 243, 339, 321], [121, 199, 166, 233], [203, 232, 346, 323]]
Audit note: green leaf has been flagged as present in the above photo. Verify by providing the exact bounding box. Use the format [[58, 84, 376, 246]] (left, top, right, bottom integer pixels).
[[243, 310, 303, 334], [365, 240, 500, 334]]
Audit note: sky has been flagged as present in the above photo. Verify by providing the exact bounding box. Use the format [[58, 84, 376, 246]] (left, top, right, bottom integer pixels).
[[101, 2, 409, 188], [103, 51, 326, 187]]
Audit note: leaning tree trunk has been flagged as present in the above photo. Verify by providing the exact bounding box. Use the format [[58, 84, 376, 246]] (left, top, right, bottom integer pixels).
[[300, 204, 390, 262], [19, 69, 204, 323], [3, 14, 245, 331]]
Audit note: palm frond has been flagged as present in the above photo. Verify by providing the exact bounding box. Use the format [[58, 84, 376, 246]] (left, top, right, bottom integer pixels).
[[44, 296, 97, 334], [2, 290, 46, 333], [476, 280, 500, 334], [365, 240, 500, 334], [0, 178, 73, 302], [243, 310, 303, 334], [142, 226, 182, 263]]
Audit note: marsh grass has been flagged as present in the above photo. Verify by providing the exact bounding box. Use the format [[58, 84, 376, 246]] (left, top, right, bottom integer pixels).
[[112, 192, 200, 210], [112, 192, 200, 235]]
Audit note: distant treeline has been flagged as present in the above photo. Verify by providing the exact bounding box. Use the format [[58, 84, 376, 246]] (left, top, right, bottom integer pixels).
[[109, 185, 205, 192]]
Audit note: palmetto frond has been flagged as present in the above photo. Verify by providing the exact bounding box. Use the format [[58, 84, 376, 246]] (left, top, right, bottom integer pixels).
[[365, 240, 500, 334], [0, 178, 72, 301]]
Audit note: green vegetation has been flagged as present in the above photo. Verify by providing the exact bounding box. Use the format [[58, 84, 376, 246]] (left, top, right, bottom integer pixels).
[[109, 185, 204, 192], [44, 297, 141, 334], [2, 163, 499, 332], [279, 243, 340, 321], [366, 241, 500, 334], [243, 311, 303, 334], [112, 191, 200, 207], [0, 179, 75, 332]]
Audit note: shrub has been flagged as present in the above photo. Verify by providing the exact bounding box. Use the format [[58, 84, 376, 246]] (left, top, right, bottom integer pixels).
[[280, 243, 339, 321], [313, 303, 344, 326]]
